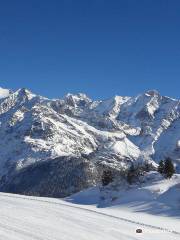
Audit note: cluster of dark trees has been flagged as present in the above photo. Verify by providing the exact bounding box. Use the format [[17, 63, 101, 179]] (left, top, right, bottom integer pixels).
[[127, 163, 147, 184], [101, 157, 175, 186], [158, 157, 175, 179], [101, 170, 113, 186]]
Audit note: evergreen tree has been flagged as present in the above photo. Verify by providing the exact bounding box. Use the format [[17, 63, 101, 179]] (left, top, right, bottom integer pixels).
[[157, 158, 175, 178], [127, 164, 136, 184], [158, 160, 165, 174], [164, 158, 175, 179], [101, 170, 113, 186]]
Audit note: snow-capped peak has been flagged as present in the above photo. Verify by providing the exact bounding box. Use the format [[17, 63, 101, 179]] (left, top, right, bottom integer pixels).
[[64, 93, 92, 106], [0, 87, 11, 99], [93, 95, 130, 118], [15, 88, 37, 100], [145, 89, 160, 97]]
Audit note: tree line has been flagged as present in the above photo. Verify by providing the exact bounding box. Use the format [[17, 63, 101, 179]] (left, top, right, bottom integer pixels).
[[101, 157, 175, 186]]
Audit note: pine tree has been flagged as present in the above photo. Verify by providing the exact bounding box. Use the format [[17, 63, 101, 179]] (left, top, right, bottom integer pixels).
[[127, 164, 136, 184], [158, 160, 165, 174], [101, 170, 113, 186], [164, 158, 175, 179]]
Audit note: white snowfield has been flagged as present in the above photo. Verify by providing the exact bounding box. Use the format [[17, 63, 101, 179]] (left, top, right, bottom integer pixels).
[[0, 192, 179, 240]]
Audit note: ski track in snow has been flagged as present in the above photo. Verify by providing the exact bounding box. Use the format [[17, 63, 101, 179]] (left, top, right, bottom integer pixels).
[[0, 192, 179, 240]]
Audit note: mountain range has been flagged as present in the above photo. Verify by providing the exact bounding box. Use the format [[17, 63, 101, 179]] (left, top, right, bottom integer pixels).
[[0, 87, 179, 197]]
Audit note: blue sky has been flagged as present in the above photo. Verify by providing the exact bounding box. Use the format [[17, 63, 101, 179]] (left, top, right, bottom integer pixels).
[[0, 0, 180, 99]]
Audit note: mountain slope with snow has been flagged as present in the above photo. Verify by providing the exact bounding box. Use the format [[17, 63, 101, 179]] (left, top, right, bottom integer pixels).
[[0, 86, 179, 197]]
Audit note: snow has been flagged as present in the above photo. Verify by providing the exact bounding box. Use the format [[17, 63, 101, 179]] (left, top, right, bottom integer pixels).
[[107, 138, 140, 159], [177, 140, 180, 148], [97, 172, 180, 216], [154, 118, 180, 160], [0, 191, 179, 240], [67, 173, 180, 215], [0, 87, 10, 99], [94, 95, 130, 118]]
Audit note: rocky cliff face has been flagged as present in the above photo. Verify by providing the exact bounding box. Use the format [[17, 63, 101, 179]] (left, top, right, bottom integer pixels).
[[0, 87, 179, 197]]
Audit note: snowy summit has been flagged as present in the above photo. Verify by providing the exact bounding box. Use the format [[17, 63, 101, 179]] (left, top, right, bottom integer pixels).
[[0, 87, 10, 99]]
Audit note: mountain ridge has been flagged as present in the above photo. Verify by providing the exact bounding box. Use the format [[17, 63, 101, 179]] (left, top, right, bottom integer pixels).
[[0, 86, 179, 197]]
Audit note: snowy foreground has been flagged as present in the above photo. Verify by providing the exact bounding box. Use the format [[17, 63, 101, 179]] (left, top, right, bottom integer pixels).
[[0, 192, 179, 240]]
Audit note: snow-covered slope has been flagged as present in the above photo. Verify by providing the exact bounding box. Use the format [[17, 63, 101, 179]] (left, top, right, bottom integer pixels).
[[98, 172, 180, 215], [0, 86, 179, 197], [0, 191, 179, 240]]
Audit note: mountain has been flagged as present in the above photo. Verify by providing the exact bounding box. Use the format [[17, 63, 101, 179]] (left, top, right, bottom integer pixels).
[[0, 87, 179, 197]]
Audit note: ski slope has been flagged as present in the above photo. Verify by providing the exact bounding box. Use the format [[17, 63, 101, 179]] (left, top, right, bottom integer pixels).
[[0, 192, 179, 240]]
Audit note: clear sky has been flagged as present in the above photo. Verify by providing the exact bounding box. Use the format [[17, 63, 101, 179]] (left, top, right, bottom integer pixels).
[[0, 0, 180, 100]]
